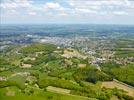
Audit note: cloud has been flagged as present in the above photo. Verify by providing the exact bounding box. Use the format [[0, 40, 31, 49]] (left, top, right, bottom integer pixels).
[[1, 0, 133, 16], [58, 12, 68, 16], [74, 8, 97, 14], [113, 11, 128, 15], [44, 2, 63, 10], [28, 12, 36, 15], [42, 2, 71, 17], [68, 0, 134, 15], [0, 0, 33, 9], [0, 0, 134, 24], [0, 2, 17, 9], [0, 0, 42, 18]]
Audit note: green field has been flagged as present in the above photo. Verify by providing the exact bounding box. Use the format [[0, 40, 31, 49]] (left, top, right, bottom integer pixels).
[[0, 86, 95, 100], [0, 43, 134, 100]]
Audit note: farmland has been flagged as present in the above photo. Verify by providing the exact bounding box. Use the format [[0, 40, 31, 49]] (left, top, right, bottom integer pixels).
[[0, 43, 134, 100]]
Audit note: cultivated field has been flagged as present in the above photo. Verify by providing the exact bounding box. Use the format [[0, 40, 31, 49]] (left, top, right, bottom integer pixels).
[[101, 80, 134, 97], [46, 86, 97, 100], [46, 86, 71, 94]]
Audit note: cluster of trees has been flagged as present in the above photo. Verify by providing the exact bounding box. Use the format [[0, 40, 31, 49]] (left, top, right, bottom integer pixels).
[[111, 65, 134, 86], [20, 43, 56, 54], [0, 43, 133, 100], [69, 57, 88, 65], [0, 57, 15, 72], [33, 53, 59, 65], [0, 57, 10, 66], [0, 80, 26, 90], [73, 66, 113, 83], [98, 88, 133, 100], [100, 61, 120, 75], [37, 75, 133, 100], [22, 54, 57, 66], [101, 62, 134, 86], [38, 77, 81, 90]]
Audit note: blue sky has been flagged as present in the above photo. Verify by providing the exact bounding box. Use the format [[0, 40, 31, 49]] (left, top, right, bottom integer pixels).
[[0, 0, 134, 24]]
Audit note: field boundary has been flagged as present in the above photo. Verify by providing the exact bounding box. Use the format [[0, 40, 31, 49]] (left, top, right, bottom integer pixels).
[[46, 86, 97, 100], [113, 79, 134, 89]]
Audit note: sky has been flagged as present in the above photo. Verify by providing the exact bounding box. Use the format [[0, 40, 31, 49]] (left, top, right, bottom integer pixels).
[[0, 0, 134, 24]]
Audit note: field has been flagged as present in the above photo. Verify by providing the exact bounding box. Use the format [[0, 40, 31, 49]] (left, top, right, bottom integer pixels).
[[46, 86, 71, 94], [0, 86, 95, 100], [0, 43, 134, 100], [46, 86, 97, 100], [101, 80, 134, 97]]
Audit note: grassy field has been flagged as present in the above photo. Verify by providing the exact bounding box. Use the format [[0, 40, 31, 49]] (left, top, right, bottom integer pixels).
[[0, 43, 133, 100], [46, 86, 71, 94], [101, 80, 134, 97], [46, 86, 98, 100], [0, 86, 96, 100]]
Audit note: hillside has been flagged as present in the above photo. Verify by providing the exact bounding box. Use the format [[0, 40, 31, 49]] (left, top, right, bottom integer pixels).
[[0, 43, 134, 100]]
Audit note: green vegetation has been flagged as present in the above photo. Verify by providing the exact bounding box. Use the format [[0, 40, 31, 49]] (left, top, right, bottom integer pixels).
[[20, 43, 56, 54], [114, 39, 134, 58], [100, 62, 134, 86], [0, 43, 134, 100], [0, 57, 11, 68], [73, 66, 113, 83], [115, 49, 134, 58], [111, 64, 134, 86], [0, 87, 94, 100]]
